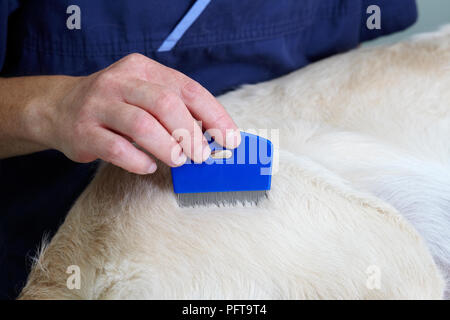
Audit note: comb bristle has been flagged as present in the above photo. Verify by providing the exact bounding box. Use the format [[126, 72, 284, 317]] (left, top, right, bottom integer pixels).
[[176, 191, 268, 208]]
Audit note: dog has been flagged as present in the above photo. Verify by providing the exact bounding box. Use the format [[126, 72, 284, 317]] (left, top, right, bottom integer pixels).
[[19, 25, 450, 299]]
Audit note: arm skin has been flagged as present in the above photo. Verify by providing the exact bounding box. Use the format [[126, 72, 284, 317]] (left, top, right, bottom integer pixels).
[[0, 75, 77, 158], [0, 53, 241, 174]]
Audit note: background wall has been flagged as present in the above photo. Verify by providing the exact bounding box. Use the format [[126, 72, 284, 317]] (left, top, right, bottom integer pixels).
[[366, 0, 450, 46]]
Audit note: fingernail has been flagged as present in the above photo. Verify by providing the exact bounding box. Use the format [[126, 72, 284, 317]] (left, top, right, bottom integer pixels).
[[147, 162, 157, 174], [202, 144, 211, 161], [173, 151, 187, 166], [193, 141, 210, 163], [225, 129, 241, 148]]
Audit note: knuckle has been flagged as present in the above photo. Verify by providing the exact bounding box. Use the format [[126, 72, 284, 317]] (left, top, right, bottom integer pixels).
[[95, 71, 115, 86], [105, 139, 125, 160], [132, 113, 152, 138], [155, 90, 180, 113], [183, 79, 203, 96], [123, 53, 146, 65]]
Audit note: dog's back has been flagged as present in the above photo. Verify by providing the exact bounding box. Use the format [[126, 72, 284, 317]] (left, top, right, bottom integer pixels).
[[19, 26, 450, 300]]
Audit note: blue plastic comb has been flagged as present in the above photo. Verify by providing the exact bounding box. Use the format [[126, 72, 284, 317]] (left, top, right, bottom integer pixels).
[[171, 131, 273, 207]]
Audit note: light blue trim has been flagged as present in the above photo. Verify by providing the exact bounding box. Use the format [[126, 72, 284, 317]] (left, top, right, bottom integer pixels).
[[157, 0, 211, 52]]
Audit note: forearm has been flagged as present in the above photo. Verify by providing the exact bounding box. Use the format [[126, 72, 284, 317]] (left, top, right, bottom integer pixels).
[[0, 75, 77, 158]]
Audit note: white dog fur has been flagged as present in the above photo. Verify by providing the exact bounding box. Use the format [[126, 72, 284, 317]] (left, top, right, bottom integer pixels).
[[19, 25, 450, 299]]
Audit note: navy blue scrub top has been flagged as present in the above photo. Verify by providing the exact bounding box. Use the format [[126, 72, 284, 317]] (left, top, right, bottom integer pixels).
[[0, 0, 417, 299]]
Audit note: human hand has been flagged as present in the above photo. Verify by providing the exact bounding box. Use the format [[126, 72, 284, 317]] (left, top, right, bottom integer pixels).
[[34, 53, 240, 174]]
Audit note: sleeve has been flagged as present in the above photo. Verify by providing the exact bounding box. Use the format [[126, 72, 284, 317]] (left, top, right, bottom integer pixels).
[[360, 0, 418, 42], [0, 0, 19, 72], [0, 0, 9, 71]]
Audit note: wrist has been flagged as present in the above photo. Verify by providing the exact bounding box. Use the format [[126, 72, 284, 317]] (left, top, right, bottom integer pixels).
[[23, 76, 80, 151], [22, 90, 52, 152]]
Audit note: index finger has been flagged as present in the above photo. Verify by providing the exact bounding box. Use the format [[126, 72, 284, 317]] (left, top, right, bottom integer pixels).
[[175, 76, 241, 149], [124, 57, 242, 149]]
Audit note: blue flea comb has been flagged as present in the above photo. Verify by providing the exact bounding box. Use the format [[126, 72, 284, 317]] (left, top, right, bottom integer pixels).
[[171, 131, 273, 207]]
